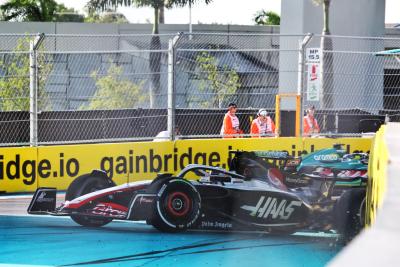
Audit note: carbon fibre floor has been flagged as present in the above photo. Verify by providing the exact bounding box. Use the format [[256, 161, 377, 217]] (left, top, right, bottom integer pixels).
[[0, 214, 343, 267]]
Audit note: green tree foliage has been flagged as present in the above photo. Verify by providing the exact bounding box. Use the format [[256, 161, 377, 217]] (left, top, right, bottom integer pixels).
[[0, 0, 79, 22], [54, 7, 84, 22], [0, 38, 51, 111], [86, 0, 213, 107], [84, 9, 128, 23], [254, 10, 280, 25], [86, 0, 213, 33], [195, 52, 241, 108], [85, 63, 146, 110]]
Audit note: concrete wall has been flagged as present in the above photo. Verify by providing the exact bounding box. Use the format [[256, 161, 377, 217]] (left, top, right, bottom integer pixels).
[[0, 22, 279, 37]]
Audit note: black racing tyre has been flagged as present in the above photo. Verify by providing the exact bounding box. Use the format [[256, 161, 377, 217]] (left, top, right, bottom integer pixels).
[[66, 173, 116, 227], [152, 178, 201, 232], [334, 188, 366, 243]]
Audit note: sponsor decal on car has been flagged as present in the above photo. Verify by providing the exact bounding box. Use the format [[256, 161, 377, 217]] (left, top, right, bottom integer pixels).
[[313, 154, 339, 161], [285, 176, 309, 185], [200, 221, 233, 229], [139, 196, 154, 204], [91, 203, 127, 218], [36, 191, 54, 203], [254, 151, 289, 159], [241, 196, 302, 220]]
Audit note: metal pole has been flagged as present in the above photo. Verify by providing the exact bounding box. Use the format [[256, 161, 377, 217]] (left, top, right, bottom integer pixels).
[[385, 114, 390, 123], [335, 112, 339, 133], [29, 33, 45, 147], [189, 1, 192, 36], [167, 32, 183, 141], [29, 41, 37, 147], [297, 33, 313, 137]]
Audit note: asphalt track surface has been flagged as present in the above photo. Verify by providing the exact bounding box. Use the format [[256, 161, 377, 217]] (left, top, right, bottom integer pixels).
[[0, 195, 343, 267]]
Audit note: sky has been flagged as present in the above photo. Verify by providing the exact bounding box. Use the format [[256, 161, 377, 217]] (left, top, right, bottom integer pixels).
[[53, 0, 280, 25], [0, 0, 398, 25], [52, 0, 400, 25]]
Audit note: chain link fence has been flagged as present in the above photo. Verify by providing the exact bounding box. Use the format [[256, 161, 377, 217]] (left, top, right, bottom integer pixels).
[[0, 32, 399, 146], [0, 34, 37, 145], [173, 33, 284, 138], [302, 35, 400, 135]]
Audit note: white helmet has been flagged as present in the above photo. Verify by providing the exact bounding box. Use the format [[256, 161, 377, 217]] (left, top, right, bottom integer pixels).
[[257, 109, 268, 117]]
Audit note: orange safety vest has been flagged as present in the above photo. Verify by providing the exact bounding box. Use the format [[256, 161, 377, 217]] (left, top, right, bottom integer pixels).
[[303, 115, 320, 135], [250, 117, 276, 138], [221, 112, 242, 138]]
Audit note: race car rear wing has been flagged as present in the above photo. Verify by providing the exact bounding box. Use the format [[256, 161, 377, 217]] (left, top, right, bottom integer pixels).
[[229, 150, 299, 171], [27, 188, 57, 214], [229, 150, 292, 160]]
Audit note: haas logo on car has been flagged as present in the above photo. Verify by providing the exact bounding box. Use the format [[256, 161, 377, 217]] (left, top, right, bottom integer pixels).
[[241, 196, 302, 220]]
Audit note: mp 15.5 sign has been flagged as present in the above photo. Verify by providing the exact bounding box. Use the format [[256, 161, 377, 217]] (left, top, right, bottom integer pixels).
[[306, 48, 321, 101]]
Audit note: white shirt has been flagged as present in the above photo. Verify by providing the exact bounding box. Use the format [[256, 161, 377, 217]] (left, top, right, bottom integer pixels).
[[254, 117, 273, 134], [153, 131, 169, 142]]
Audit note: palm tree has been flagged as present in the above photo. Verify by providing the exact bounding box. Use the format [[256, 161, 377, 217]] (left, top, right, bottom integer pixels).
[[313, 0, 333, 110], [253, 10, 280, 26], [86, 0, 213, 107], [320, 0, 333, 111], [311, 0, 333, 134], [0, 0, 68, 21]]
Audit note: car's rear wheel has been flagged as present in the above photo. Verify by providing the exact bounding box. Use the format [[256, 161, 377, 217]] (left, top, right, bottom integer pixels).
[[66, 173, 115, 227], [334, 188, 366, 243], [151, 178, 201, 232]]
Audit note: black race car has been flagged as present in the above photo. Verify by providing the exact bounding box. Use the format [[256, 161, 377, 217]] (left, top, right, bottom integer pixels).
[[228, 145, 368, 196], [28, 154, 366, 242]]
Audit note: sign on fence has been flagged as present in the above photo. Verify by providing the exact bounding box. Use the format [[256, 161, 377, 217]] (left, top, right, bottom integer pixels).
[[306, 48, 321, 101], [0, 138, 372, 193]]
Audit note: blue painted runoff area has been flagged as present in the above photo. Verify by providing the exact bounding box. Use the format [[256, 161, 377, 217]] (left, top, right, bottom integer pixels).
[[0, 215, 343, 267]]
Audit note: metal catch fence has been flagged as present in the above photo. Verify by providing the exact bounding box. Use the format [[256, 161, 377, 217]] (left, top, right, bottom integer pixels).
[[0, 32, 399, 146]]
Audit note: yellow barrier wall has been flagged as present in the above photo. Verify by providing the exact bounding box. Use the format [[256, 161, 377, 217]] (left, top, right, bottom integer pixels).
[[0, 137, 372, 193], [366, 127, 388, 226], [0, 146, 37, 193]]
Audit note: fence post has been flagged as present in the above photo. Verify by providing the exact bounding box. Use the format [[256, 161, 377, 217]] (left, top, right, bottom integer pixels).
[[297, 33, 313, 137], [385, 114, 390, 123], [167, 32, 183, 141], [335, 112, 339, 133], [29, 33, 45, 147]]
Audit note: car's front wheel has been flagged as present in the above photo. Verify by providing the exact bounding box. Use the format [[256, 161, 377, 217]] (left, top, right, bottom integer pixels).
[[66, 172, 115, 227]]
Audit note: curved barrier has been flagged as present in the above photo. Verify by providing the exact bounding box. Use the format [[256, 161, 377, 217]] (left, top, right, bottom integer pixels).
[[366, 126, 388, 226], [0, 137, 371, 193], [330, 122, 400, 266]]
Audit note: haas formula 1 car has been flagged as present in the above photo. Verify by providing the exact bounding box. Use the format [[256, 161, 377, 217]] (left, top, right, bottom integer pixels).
[[28, 146, 367, 242]]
